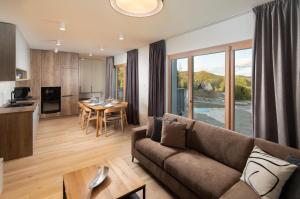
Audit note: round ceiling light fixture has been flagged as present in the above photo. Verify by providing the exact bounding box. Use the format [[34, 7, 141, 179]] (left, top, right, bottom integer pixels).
[[110, 0, 163, 17]]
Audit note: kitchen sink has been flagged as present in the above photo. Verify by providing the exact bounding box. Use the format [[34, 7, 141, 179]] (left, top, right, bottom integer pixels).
[[4, 102, 34, 108]]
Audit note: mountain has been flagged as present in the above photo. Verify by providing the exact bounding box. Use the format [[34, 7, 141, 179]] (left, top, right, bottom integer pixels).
[[176, 70, 251, 100]]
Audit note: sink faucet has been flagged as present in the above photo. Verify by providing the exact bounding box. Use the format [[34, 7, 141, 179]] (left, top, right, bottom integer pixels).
[[10, 90, 16, 104]]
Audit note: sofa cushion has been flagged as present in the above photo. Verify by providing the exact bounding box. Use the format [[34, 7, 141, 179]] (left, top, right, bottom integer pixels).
[[150, 117, 163, 142], [220, 181, 260, 199], [161, 121, 187, 149], [280, 156, 300, 199], [164, 113, 196, 147], [164, 150, 241, 198], [240, 146, 297, 199], [135, 138, 181, 167], [189, 121, 254, 172]]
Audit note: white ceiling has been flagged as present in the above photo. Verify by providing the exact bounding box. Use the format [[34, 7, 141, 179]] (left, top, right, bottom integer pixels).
[[0, 0, 271, 57]]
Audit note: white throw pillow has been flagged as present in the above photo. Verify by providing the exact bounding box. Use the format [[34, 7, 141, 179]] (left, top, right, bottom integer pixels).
[[241, 146, 297, 199]]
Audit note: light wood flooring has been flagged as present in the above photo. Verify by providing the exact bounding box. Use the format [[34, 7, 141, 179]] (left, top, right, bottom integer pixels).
[[1, 116, 175, 199]]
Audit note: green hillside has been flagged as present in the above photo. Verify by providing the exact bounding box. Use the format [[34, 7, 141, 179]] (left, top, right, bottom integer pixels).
[[176, 71, 251, 100]]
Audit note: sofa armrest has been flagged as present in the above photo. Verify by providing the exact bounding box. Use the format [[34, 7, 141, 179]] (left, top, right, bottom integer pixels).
[[131, 126, 147, 156]]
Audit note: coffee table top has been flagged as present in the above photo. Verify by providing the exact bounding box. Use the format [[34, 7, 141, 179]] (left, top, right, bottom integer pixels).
[[63, 158, 145, 199]]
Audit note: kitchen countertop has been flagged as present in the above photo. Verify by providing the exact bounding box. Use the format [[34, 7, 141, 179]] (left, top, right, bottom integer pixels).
[[0, 100, 38, 114]]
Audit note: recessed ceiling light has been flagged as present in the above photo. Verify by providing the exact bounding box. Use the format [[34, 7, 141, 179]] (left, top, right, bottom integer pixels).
[[54, 48, 59, 53], [56, 40, 62, 46], [59, 21, 66, 31], [119, 33, 124, 41], [110, 0, 163, 17]]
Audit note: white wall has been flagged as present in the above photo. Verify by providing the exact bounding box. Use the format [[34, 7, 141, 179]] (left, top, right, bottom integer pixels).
[[16, 28, 31, 79], [114, 12, 255, 124], [114, 53, 127, 65], [0, 81, 15, 106]]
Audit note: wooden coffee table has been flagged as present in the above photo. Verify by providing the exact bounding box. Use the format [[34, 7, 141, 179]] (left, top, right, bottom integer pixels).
[[63, 158, 146, 199]]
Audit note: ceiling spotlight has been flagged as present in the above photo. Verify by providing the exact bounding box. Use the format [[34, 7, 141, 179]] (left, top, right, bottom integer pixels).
[[110, 0, 164, 17], [119, 33, 124, 41], [59, 21, 66, 31], [56, 40, 62, 46], [89, 52, 93, 57], [54, 48, 59, 53]]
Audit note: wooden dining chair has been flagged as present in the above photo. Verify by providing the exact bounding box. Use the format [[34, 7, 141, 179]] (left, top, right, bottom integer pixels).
[[78, 102, 85, 129], [121, 102, 128, 126], [82, 106, 97, 134], [103, 107, 124, 135]]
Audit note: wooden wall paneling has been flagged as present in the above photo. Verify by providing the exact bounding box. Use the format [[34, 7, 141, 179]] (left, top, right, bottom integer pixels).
[[0, 22, 16, 81]]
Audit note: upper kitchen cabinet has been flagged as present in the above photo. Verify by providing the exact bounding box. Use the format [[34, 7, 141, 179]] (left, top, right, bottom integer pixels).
[[59, 52, 79, 69], [0, 22, 31, 81], [41, 51, 60, 87], [0, 22, 16, 81]]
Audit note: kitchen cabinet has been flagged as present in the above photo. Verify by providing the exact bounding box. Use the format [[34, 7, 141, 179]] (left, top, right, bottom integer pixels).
[[79, 59, 106, 96], [27, 50, 79, 117], [0, 22, 16, 81], [60, 52, 79, 116], [0, 22, 30, 81], [0, 100, 39, 161], [41, 51, 60, 87]]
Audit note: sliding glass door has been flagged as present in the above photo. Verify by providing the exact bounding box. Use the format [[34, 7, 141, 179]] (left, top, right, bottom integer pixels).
[[193, 52, 226, 127], [169, 40, 253, 135], [233, 48, 253, 136], [170, 58, 189, 117]]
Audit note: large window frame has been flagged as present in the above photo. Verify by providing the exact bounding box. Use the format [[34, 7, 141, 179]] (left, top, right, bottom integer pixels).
[[115, 64, 126, 100], [168, 40, 252, 131]]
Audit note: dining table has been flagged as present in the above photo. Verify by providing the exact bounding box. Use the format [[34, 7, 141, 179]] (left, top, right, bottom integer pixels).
[[79, 100, 128, 137]]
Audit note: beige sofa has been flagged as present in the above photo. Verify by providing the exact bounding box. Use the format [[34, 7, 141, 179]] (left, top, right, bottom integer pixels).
[[131, 113, 300, 199]]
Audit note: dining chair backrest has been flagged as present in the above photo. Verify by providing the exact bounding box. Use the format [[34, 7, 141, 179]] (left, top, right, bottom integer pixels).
[[104, 107, 122, 114]]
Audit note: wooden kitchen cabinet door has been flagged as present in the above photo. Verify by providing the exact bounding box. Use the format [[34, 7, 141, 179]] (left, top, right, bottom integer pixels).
[[59, 52, 79, 69], [0, 22, 16, 81], [61, 67, 79, 116], [41, 51, 60, 87]]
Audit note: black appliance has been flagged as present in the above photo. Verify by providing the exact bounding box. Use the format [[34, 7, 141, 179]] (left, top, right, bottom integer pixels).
[[14, 87, 31, 100], [41, 87, 61, 114]]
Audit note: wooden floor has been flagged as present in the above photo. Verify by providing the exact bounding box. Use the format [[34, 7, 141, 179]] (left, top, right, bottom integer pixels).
[[1, 116, 175, 199]]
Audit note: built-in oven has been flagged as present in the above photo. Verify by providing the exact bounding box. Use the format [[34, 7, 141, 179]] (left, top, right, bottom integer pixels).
[[41, 87, 61, 114]]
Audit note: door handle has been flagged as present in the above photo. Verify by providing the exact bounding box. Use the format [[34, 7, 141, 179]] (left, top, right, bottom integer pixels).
[[62, 95, 73, 97]]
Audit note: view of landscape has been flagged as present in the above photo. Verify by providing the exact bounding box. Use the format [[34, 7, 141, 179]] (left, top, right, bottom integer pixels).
[[171, 49, 253, 136], [116, 65, 125, 100]]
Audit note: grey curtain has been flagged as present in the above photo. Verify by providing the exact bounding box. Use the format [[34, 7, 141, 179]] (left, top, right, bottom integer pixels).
[[148, 40, 166, 117], [253, 0, 300, 148], [105, 56, 115, 98], [126, 49, 139, 125]]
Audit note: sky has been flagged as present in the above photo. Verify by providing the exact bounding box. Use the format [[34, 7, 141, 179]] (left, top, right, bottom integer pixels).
[[176, 48, 253, 77]]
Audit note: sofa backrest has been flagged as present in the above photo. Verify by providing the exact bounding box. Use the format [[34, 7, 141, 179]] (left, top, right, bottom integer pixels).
[[254, 138, 300, 159], [189, 121, 254, 172]]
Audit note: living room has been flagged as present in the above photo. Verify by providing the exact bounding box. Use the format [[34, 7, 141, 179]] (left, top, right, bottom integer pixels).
[[0, 0, 299, 199]]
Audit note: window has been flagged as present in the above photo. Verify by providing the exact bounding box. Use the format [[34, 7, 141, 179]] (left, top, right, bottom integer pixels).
[[233, 48, 253, 136], [171, 58, 189, 117], [193, 52, 226, 128], [115, 64, 126, 100], [168, 40, 253, 136]]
